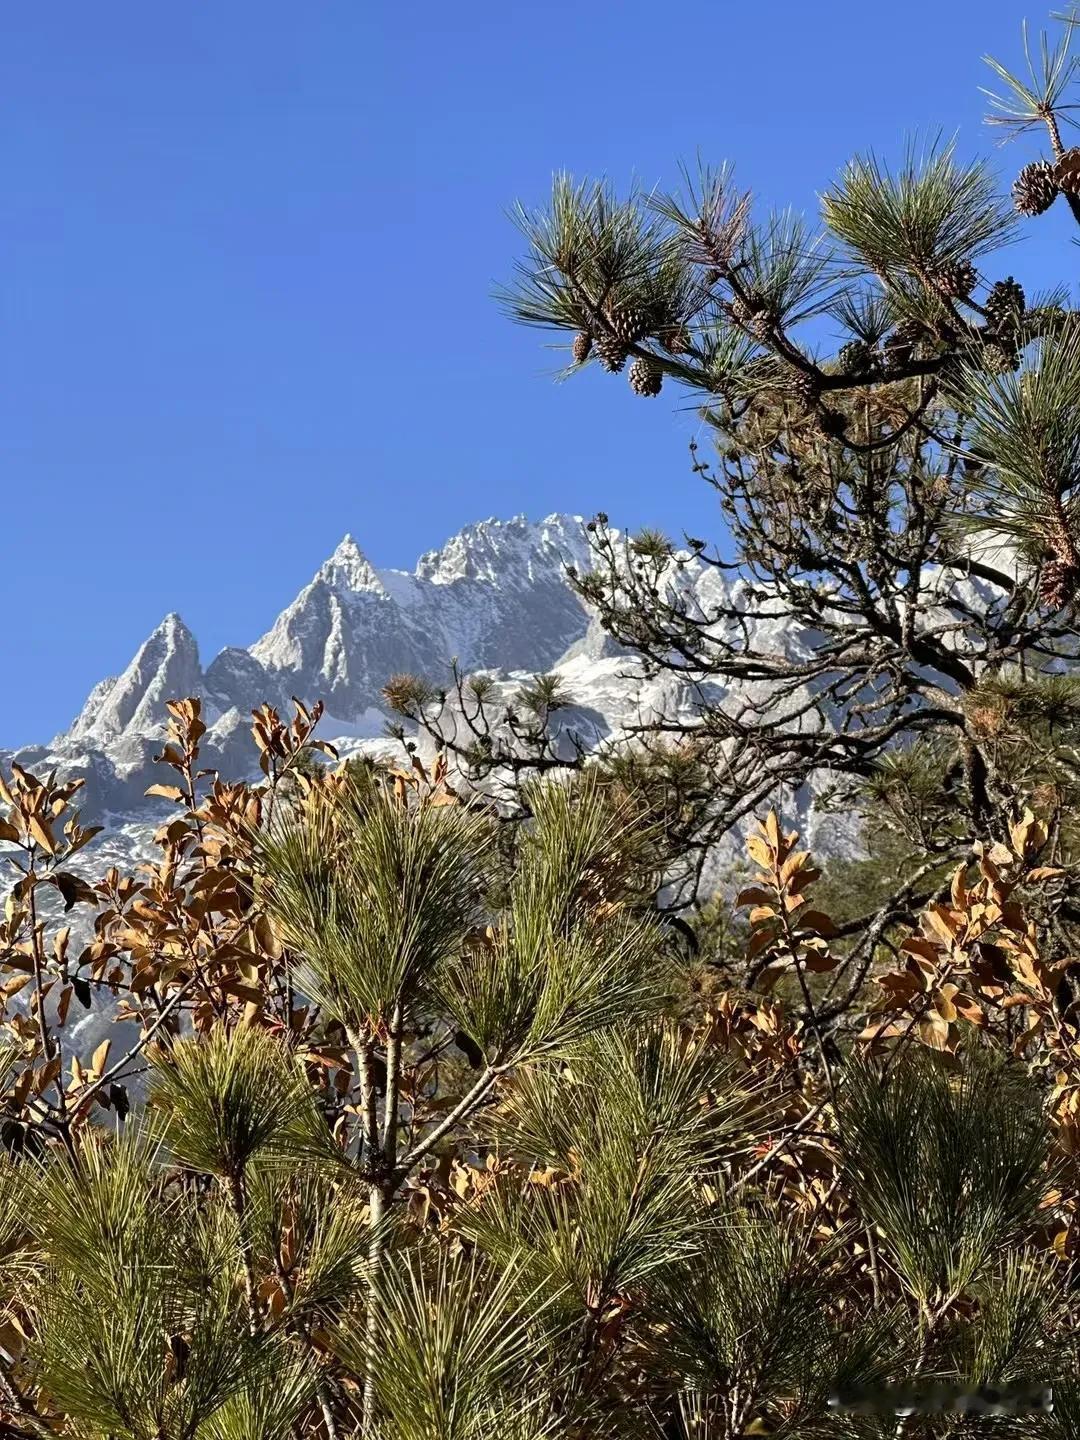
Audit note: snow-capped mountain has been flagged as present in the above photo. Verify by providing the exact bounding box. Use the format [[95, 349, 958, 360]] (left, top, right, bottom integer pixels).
[[0, 512, 859, 892]]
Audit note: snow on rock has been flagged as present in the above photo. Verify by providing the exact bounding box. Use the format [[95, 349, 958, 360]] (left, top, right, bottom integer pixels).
[[67, 614, 202, 746], [0, 511, 865, 899]]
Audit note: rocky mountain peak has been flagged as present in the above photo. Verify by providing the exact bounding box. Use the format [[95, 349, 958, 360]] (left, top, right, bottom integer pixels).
[[50, 516, 603, 763], [67, 612, 202, 745], [415, 513, 591, 586], [316, 534, 386, 596], [1, 508, 868, 920]]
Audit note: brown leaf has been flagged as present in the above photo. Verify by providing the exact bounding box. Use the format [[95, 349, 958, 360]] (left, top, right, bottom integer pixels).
[[918, 1011, 951, 1049], [778, 850, 812, 884], [946, 865, 967, 910], [145, 784, 186, 803], [797, 910, 836, 938], [951, 992, 986, 1026], [34, 1055, 61, 1094], [901, 936, 943, 963], [924, 904, 960, 945], [785, 865, 822, 896], [27, 816, 56, 854], [933, 988, 957, 1023], [219, 978, 264, 1006], [746, 924, 780, 959], [1010, 809, 1047, 861], [51, 872, 97, 912], [735, 887, 774, 909]]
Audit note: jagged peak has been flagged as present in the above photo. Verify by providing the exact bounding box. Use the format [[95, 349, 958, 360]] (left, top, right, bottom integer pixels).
[[65, 610, 202, 744], [63, 511, 601, 751], [415, 512, 591, 585], [152, 611, 195, 643], [306, 515, 594, 594], [316, 533, 384, 594]]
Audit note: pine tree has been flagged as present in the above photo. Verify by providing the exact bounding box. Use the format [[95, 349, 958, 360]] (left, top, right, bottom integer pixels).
[[12, 11, 1080, 1438], [0, 720, 1079, 1437], [422, 13, 1080, 952]]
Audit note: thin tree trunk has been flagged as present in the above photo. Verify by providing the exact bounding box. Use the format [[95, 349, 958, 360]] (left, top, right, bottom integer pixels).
[[354, 1011, 500, 1436], [360, 1000, 410, 1437], [226, 1171, 258, 1334], [317, 1383, 341, 1440], [353, 1024, 391, 1439], [381, 1003, 403, 1176]]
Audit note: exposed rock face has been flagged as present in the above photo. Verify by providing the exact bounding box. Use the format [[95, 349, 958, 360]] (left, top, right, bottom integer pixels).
[[0, 512, 862, 892], [247, 516, 595, 719], [66, 613, 202, 747]]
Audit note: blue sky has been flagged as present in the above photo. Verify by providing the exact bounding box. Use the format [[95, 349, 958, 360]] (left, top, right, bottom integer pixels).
[[1, 1, 1074, 745]]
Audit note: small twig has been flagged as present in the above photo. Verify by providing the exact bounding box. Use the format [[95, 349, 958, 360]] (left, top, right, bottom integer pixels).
[[731, 1099, 828, 1196], [77, 975, 199, 1113], [397, 1064, 508, 1173]]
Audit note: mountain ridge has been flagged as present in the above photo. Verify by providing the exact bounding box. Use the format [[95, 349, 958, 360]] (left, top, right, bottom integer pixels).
[[1, 510, 860, 897]]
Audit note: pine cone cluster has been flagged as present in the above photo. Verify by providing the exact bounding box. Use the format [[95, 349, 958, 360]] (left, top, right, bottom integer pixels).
[[935, 259, 978, 300], [1013, 159, 1059, 217], [1054, 146, 1080, 197], [628, 356, 663, 397], [729, 295, 775, 341]]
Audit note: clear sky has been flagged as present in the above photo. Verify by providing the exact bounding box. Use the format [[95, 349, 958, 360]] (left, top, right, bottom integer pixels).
[[1, 1, 1074, 746]]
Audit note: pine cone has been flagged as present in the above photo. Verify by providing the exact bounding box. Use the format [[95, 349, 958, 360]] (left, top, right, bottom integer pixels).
[[628, 356, 663, 397], [659, 324, 690, 355], [985, 277, 1026, 335], [607, 304, 649, 344], [789, 368, 821, 407], [1040, 556, 1080, 610], [1013, 159, 1058, 216], [729, 294, 774, 340], [882, 320, 922, 372], [594, 334, 629, 373], [981, 338, 1020, 374], [1054, 146, 1080, 196], [572, 331, 592, 365], [837, 339, 877, 374], [882, 341, 912, 373], [1023, 304, 1070, 341], [935, 259, 978, 300]]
